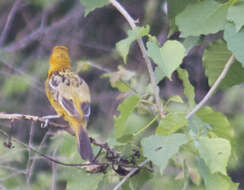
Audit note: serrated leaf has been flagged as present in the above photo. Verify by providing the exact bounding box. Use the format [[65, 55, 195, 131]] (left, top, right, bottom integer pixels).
[[66, 168, 104, 190], [198, 137, 231, 175], [156, 112, 188, 136], [175, 0, 228, 37], [224, 23, 244, 66], [80, 0, 109, 16], [141, 134, 187, 174], [114, 95, 140, 138], [177, 68, 195, 107], [227, 0, 244, 32], [116, 25, 150, 63], [196, 107, 234, 141], [203, 40, 244, 89], [197, 158, 239, 190], [147, 40, 185, 82]]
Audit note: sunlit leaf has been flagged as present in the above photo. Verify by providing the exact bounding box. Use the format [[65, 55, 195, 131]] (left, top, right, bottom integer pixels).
[[147, 40, 185, 82], [114, 95, 140, 138], [156, 112, 188, 136], [198, 137, 231, 175]]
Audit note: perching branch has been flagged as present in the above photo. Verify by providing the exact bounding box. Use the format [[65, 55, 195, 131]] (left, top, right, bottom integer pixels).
[[110, 0, 164, 117], [0, 112, 147, 175], [0, 112, 67, 130], [186, 54, 235, 119]]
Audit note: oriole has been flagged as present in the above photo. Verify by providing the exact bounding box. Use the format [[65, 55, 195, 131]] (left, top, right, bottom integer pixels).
[[45, 46, 94, 162]]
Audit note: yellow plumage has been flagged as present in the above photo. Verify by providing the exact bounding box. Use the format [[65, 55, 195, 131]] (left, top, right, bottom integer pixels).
[[45, 46, 94, 161]]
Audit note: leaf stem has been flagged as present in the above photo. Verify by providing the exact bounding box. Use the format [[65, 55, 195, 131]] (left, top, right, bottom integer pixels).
[[110, 0, 164, 117], [133, 115, 158, 136], [186, 55, 235, 119]]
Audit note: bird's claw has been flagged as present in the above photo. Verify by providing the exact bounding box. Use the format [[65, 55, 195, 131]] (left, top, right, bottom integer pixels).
[[41, 118, 49, 128]]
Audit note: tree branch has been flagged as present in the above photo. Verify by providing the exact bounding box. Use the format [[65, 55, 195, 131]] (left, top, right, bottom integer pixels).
[[0, 6, 83, 54], [110, 0, 164, 117], [0, 0, 23, 47], [186, 55, 235, 119], [0, 112, 147, 175], [0, 112, 67, 129]]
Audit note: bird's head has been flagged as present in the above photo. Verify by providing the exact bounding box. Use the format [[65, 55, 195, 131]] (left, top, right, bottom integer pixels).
[[48, 46, 71, 75]]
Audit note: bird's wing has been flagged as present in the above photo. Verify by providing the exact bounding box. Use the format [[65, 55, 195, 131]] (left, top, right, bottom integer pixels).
[[48, 71, 90, 121]]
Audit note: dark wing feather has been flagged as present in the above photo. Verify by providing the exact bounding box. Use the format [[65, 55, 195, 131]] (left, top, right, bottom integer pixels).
[[60, 96, 82, 120]]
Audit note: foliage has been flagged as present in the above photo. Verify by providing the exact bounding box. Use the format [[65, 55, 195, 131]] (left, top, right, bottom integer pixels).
[[1, 0, 244, 189]]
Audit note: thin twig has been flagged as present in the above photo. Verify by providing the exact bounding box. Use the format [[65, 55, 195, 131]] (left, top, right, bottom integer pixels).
[[26, 121, 35, 187], [51, 149, 58, 190], [186, 55, 235, 119], [0, 112, 67, 129], [0, 164, 26, 174], [110, 0, 164, 117], [26, 129, 50, 185], [0, 0, 22, 47], [113, 159, 149, 190], [0, 6, 83, 54], [0, 128, 105, 168]]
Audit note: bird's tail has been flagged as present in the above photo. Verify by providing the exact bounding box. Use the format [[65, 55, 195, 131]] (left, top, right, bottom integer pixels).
[[76, 127, 94, 162]]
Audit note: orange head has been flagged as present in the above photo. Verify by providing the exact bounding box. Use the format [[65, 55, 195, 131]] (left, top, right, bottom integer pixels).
[[48, 46, 71, 75]]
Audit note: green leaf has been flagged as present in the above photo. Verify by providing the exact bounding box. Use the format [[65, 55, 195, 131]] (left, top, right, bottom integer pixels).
[[116, 25, 150, 63], [147, 40, 185, 82], [227, 0, 244, 32], [196, 107, 234, 141], [2, 75, 30, 97], [141, 134, 187, 174], [114, 95, 140, 138], [167, 0, 195, 18], [198, 137, 231, 175], [80, 0, 109, 16], [66, 168, 104, 190], [203, 40, 244, 89], [177, 68, 195, 107], [175, 0, 228, 37], [156, 112, 188, 136], [197, 158, 239, 190], [224, 23, 244, 66]]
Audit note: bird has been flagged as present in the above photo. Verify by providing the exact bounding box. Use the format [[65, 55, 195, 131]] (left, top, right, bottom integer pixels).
[[45, 45, 94, 162]]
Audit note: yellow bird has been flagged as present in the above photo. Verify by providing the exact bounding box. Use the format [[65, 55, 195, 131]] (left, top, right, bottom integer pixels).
[[45, 46, 94, 162]]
